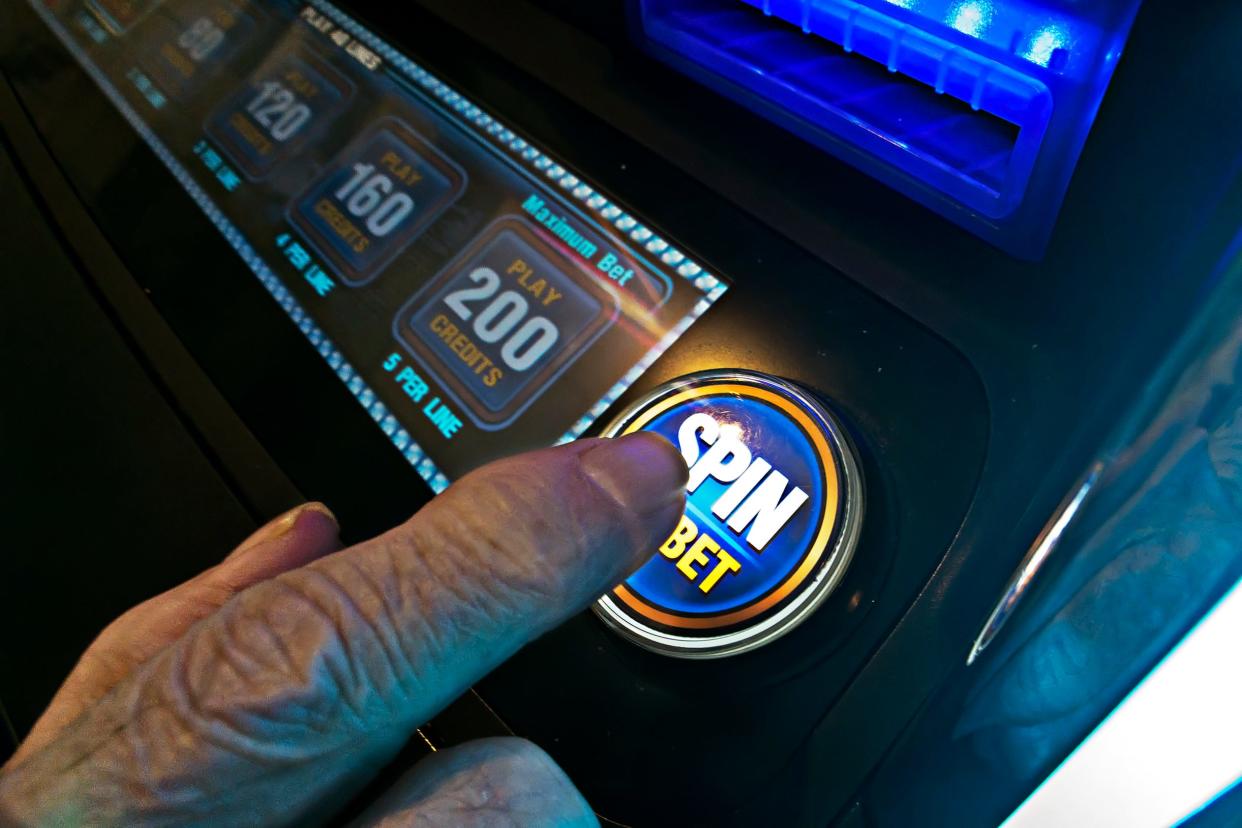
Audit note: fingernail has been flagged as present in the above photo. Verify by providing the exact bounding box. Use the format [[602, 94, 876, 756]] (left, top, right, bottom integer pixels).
[[232, 502, 338, 557], [581, 432, 688, 516]]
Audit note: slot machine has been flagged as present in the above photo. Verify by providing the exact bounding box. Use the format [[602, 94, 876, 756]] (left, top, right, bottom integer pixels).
[[1, 0, 1239, 824]]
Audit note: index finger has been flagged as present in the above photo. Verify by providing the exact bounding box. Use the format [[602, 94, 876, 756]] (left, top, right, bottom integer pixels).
[[0, 433, 686, 826], [281, 431, 688, 721]]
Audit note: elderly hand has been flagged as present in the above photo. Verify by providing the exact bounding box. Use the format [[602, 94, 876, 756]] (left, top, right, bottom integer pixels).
[[0, 434, 686, 826]]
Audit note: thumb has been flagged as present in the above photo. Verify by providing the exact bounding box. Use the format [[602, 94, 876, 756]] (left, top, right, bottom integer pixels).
[[350, 738, 596, 827]]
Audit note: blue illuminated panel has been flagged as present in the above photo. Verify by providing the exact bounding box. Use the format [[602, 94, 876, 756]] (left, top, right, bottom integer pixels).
[[635, 0, 1143, 256]]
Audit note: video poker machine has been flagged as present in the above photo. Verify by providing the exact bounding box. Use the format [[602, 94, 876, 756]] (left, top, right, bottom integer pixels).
[[2, 0, 1240, 825]]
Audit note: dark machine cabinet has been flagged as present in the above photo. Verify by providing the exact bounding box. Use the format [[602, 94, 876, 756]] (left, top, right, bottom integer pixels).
[[2, 0, 1239, 825]]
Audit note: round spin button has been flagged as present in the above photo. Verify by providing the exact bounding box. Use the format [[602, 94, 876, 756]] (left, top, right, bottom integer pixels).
[[593, 370, 863, 658]]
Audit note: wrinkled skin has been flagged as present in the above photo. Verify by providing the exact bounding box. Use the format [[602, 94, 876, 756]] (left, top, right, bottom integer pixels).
[[0, 433, 687, 826]]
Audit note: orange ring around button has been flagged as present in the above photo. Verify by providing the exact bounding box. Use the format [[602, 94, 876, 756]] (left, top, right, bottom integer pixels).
[[611, 383, 841, 630]]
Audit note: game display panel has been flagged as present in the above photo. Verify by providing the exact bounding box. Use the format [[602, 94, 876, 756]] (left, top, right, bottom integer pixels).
[[39, 0, 728, 490]]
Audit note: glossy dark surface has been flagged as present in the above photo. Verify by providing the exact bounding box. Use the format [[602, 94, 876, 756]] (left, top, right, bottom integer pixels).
[[0, 140, 260, 734], [865, 230, 1242, 826]]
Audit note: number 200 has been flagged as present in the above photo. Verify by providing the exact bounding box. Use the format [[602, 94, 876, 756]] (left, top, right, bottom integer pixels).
[[443, 268, 560, 372]]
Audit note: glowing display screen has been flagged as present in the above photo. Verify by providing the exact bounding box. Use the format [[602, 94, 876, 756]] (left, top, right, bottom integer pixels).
[[34, 0, 728, 490]]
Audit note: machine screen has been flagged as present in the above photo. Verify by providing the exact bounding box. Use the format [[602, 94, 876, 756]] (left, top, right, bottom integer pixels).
[[34, 0, 728, 490]]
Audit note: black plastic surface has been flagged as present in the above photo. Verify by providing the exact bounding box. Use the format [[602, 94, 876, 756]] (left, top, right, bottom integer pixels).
[[0, 137, 258, 734], [864, 217, 1242, 826]]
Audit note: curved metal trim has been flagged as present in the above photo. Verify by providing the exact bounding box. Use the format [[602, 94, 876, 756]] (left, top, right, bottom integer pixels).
[[967, 462, 1103, 665]]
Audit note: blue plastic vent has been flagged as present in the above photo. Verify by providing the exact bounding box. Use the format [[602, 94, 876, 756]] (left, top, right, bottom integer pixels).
[[634, 0, 1143, 257]]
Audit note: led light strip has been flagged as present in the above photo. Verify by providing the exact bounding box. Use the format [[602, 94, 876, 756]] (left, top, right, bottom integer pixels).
[[31, 0, 727, 492]]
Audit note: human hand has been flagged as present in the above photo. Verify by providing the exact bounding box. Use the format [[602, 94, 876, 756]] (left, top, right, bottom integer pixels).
[[0, 433, 686, 826]]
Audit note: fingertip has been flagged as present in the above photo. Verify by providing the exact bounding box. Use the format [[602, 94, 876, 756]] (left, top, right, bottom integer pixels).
[[580, 431, 688, 517], [577, 433, 686, 578]]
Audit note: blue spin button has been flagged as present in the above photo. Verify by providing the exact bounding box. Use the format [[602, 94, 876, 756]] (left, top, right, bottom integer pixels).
[[593, 370, 863, 659]]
